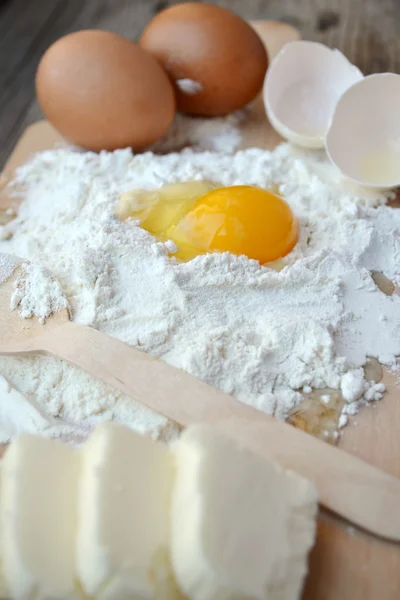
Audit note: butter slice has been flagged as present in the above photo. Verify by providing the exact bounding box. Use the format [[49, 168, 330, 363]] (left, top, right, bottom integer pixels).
[[77, 422, 175, 599], [171, 426, 318, 600], [1, 434, 80, 599]]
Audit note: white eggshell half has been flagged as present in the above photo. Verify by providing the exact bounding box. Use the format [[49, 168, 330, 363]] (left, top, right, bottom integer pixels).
[[264, 41, 363, 148], [326, 73, 400, 188]]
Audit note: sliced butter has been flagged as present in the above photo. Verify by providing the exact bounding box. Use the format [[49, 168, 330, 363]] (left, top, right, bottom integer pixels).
[[171, 426, 318, 600], [76, 422, 176, 599], [1, 434, 80, 599]]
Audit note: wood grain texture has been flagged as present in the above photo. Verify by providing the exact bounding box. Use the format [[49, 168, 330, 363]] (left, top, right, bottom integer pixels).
[[304, 371, 400, 600], [1, 0, 400, 166]]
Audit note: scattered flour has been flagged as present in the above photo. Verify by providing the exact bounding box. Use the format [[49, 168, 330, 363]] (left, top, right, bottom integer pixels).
[[0, 374, 84, 443], [0, 142, 399, 442], [152, 112, 244, 153], [0, 374, 54, 442], [176, 78, 203, 95], [10, 262, 69, 323], [0, 252, 20, 284]]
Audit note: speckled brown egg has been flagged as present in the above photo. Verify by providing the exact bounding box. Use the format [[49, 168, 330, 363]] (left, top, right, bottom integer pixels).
[[140, 3, 268, 117], [36, 30, 176, 151]]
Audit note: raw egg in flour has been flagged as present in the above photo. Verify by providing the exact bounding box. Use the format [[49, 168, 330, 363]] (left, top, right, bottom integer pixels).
[[116, 183, 298, 263], [36, 30, 175, 151], [140, 3, 268, 116]]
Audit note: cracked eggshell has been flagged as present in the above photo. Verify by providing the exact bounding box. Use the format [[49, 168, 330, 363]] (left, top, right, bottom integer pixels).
[[263, 41, 363, 148], [326, 73, 400, 188]]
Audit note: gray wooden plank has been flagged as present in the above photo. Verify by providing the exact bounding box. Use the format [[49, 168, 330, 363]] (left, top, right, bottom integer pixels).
[[0, 0, 85, 160], [0, 0, 65, 89]]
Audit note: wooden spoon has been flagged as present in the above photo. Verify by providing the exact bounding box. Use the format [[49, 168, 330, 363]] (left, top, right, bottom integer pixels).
[[0, 264, 400, 543]]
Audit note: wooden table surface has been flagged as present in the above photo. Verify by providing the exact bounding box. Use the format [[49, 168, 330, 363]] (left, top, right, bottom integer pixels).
[[1, 0, 400, 167]]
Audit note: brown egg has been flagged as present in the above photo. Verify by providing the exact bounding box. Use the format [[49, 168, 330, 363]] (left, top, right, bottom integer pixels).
[[140, 3, 268, 117], [36, 30, 176, 151]]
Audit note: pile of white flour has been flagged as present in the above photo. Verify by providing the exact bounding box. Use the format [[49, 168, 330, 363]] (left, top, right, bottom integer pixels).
[[0, 142, 399, 442]]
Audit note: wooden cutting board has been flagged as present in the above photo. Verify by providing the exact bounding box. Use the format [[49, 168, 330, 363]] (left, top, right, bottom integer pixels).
[[0, 20, 399, 600]]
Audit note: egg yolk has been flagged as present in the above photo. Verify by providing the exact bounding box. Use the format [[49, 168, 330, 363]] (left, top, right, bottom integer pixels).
[[116, 182, 298, 263]]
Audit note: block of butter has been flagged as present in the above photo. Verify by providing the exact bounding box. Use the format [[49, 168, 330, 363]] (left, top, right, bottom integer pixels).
[[1, 434, 80, 599], [0, 422, 317, 600], [76, 422, 176, 599], [170, 426, 318, 600]]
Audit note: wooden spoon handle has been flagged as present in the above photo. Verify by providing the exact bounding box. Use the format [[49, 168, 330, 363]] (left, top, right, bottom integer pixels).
[[8, 321, 400, 543]]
